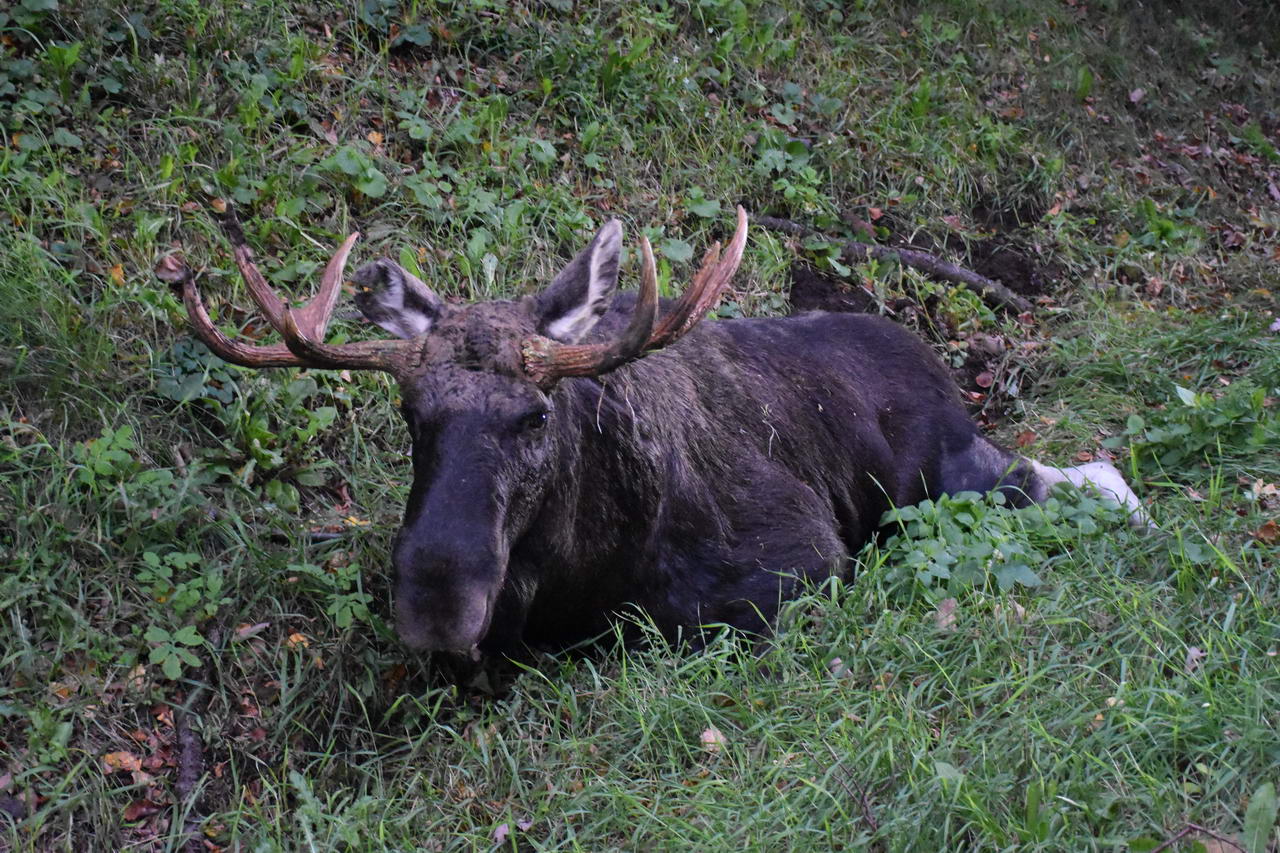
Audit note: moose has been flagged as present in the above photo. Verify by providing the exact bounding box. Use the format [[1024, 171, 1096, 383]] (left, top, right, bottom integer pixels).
[[159, 207, 1144, 658]]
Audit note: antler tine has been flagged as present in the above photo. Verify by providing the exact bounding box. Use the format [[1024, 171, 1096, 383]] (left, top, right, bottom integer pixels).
[[220, 211, 288, 334], [648, 205, 748, 348], [220, 211, 358, 342], [156, 254, 309, 368], [521, 206, 748, 387]]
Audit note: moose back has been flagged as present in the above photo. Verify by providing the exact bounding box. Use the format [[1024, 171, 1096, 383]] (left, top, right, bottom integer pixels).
[[159, 207, 1143, 657]]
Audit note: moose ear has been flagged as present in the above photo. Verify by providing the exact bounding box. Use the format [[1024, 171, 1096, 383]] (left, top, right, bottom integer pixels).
[[535, 220, 622, 342], [352, 258, 444, 339]]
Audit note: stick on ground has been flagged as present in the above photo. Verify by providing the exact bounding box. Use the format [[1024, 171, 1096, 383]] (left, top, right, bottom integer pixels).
[[752, 213, 1034, 314]]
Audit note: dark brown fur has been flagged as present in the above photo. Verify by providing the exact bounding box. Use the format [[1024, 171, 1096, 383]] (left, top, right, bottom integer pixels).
[[382, 286, 1038, 655]]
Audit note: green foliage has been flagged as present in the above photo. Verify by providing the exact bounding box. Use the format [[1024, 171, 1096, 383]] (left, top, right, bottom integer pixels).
[[1105, 383, 1278, 473], [143, 624, 204, 679], [137, 551, 229, 622], [1132, 198, 1206, 253], [72, 424, 138, 489], [875, 487, 1124, 602], [155, 339, 241, 404], [322, 145, 388, 199], [290, 559, 373, 630], [1243, 782, 1278, 853]]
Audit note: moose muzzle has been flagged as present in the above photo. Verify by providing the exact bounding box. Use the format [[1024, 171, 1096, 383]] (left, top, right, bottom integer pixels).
[[392, 535, 504, 654]]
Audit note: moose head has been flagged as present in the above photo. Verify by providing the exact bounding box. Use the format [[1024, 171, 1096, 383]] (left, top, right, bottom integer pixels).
[[158, 209, 748, 654]]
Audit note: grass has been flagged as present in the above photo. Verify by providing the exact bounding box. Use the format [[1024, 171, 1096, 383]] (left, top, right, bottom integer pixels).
[[2, 0, 1279, 849]]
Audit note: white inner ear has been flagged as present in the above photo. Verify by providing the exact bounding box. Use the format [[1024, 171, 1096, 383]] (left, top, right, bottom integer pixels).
[[545, 220, 621, 342], [354, 260, 442, 340]]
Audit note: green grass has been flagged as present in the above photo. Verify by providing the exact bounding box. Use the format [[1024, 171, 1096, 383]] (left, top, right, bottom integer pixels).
[[2, 0, 1279, 849]]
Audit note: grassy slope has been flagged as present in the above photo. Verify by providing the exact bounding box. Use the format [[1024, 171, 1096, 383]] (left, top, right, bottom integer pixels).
[[1, 0, 1278, 849]]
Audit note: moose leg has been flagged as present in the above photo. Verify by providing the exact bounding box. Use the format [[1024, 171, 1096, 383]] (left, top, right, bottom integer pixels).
[[1026, 459, 1152, 528], [939, 433, 1151, 527]]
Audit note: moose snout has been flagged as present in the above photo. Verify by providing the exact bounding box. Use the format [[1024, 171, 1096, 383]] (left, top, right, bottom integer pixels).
[[392, 539, 501, 653]]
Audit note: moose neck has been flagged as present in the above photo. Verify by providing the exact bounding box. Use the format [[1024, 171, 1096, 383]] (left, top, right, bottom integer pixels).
[[509, 369, 684, 634]]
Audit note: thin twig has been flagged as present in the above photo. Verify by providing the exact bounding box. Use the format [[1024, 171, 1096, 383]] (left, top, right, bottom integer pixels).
[[824, 744, 879, 832], [752, 213, 1034, 314], [1150, 822, 1246, 853]]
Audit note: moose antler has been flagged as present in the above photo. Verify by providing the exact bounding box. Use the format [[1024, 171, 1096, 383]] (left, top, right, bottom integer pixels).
[[522, 205, 748, 388], [156, 212, 415, 375]]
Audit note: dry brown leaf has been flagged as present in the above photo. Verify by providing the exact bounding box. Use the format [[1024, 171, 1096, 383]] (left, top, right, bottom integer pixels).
[[123, 798, 163, 821], [102, 751, 142, 774], [1014, 430, 1037, 448], [286, 633, 310, 650], [492, 819, 532, 844], [1185, 646, 1206, 674], [933, 598, 958, 632], [994, 601, 1027, 623], [700, 726, 727, 753], [1253, 519, 1278, 543]]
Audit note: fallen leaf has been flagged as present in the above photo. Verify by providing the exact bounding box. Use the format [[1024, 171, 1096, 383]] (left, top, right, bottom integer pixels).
[[1185, 646, 1206, 674], [235, 622, 270, 641], [488, 814, 529, 840], [933, 598, 958, 632], [154, 255, 188, 284], [210, 198, 227, 214], [1014, 430, 1037, 448], [1128, 87, 1146, 104], [286, 633, 310, 650], [974, 371, 994, 389], [827, 657, 851, 678], [1075, 450, 1094, 463], [700, 726, 727, 753], [109, 263, 125, 286], [367, 130, 383, 146], [102, 751, 142, 774], [868, 207, 883, 221], [994, 601, 1027, 622], [1253, 519, 1278, 543]]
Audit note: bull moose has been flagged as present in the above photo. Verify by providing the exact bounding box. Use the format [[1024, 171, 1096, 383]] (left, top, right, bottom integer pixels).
[[159, 207, 1144, 658]]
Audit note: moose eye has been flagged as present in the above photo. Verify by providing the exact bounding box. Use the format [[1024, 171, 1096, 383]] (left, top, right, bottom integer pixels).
[[517, 409, 549, 434]]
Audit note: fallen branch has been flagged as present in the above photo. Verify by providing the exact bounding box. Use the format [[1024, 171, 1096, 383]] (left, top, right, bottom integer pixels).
[[751, 213, 1034, 314], [174, 625, 223, 853]]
